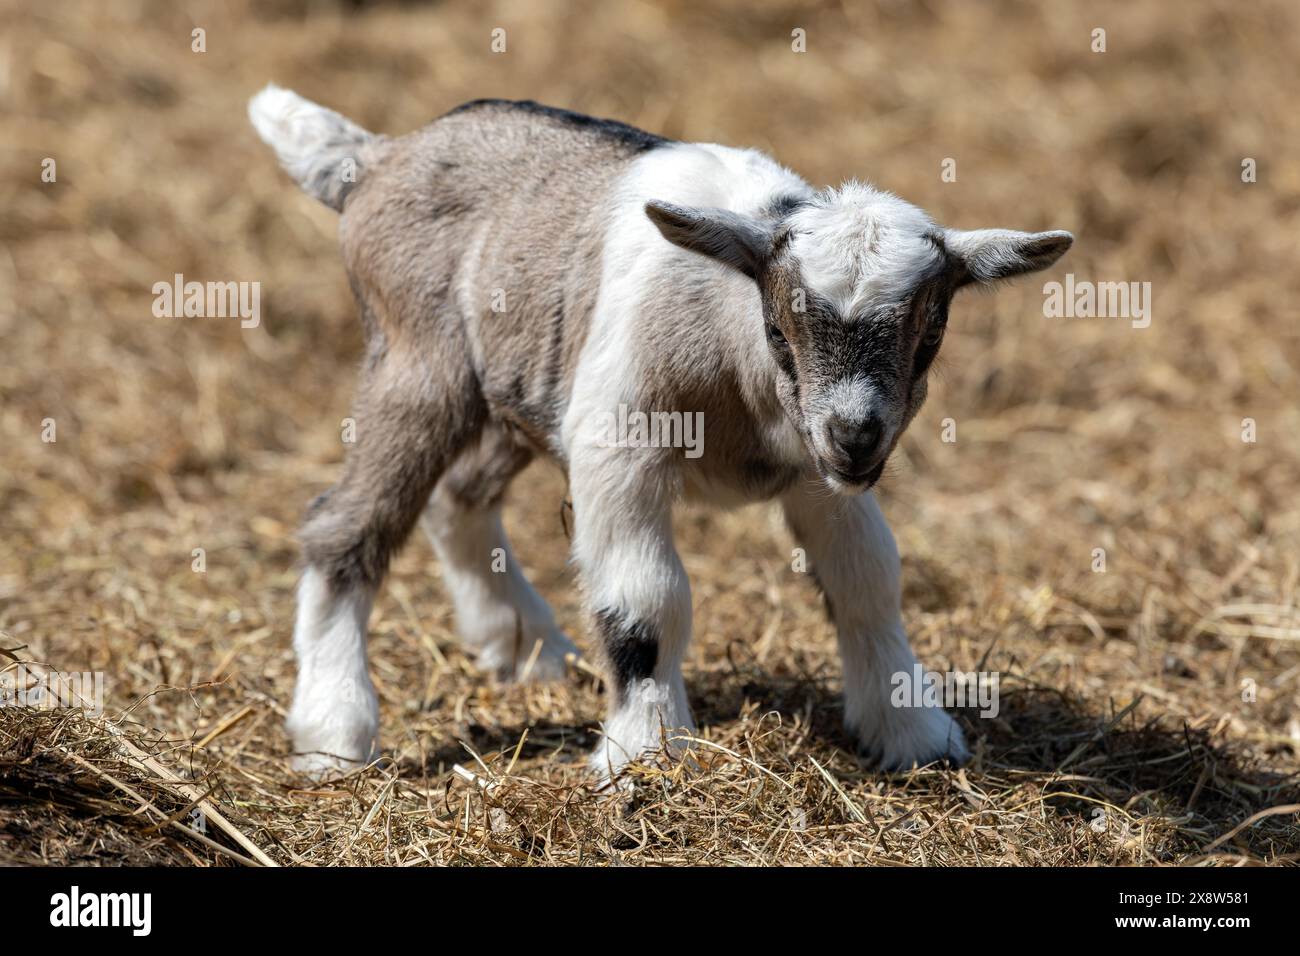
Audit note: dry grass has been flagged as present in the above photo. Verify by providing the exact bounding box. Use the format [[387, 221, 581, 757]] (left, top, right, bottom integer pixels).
[[2, 0, 1298, 866]]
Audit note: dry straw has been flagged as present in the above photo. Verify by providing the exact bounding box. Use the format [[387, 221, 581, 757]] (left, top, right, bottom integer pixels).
[[1, 0, 1297, 864]]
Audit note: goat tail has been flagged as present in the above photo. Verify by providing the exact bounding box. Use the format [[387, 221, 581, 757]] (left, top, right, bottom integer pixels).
[[248, 84, 381, 212]]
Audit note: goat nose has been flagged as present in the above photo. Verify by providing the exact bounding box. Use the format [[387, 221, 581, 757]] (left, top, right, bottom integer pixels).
[[826, 415, 884, 466]]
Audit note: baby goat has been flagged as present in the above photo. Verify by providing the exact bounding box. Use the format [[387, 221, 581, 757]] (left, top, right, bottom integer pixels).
[[249, 86, 1072, 779]]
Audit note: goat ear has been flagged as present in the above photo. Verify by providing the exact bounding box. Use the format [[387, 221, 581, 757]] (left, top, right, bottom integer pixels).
[[944, 228, 1073, 288], [645, 200, 773, 280]]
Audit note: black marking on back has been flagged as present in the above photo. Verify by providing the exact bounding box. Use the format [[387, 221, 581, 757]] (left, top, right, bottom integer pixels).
[[594, 607, 659, 703], [443, 99, 671, 152]]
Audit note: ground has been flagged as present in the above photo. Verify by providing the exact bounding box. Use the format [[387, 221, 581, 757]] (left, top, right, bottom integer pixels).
[[1, 0, 1298, 865]]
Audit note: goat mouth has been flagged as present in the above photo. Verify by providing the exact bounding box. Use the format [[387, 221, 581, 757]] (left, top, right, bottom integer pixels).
[[824, 459, 887, 490]]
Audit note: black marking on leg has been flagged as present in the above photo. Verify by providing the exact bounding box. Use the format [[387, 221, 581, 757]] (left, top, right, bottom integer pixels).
[[594, 608, 658, 705]]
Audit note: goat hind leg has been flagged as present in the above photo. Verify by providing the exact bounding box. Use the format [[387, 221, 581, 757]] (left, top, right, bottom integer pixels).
[[421, 424, 577, 682], [288, 350, 485, 777]]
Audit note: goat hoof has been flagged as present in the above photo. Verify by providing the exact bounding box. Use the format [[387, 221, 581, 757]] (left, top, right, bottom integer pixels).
[[852, 707, 970, 771], [481, 628, 581, 684]]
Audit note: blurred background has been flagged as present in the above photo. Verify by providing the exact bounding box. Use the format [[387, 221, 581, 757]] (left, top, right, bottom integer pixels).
[[1, 0, 1298, 865]]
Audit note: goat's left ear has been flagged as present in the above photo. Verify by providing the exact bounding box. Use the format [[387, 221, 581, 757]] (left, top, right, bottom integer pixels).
[[645, 200, 774, 280], [944, 228, 1073, 288]]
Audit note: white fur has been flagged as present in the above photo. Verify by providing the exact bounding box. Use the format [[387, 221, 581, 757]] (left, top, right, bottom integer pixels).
[[787, 181, 944, 316], [248, 84, 372, 209], [591, 672, 695, 777], [560, 143, 782, 773], [562, 141, 809, 470], [420, 494, 575, 681], [286, 568, 379, 775], [566, 441, 695, 777], [782, 487, 969, 769]]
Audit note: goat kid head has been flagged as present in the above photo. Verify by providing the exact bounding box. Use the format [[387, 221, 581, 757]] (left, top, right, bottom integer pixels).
[[646, 183, 1072, 494]]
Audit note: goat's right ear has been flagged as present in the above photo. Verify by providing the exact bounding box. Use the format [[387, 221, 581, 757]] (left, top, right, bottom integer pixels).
[[645, 200, 773, 280]]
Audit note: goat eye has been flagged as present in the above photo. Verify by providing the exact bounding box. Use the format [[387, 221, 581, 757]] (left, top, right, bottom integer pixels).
[[767, 324, 788, 346], [922, 326, 943, 348]]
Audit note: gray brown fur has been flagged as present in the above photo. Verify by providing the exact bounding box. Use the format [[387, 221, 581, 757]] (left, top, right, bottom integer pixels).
[[301, 100, 668, 591]]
